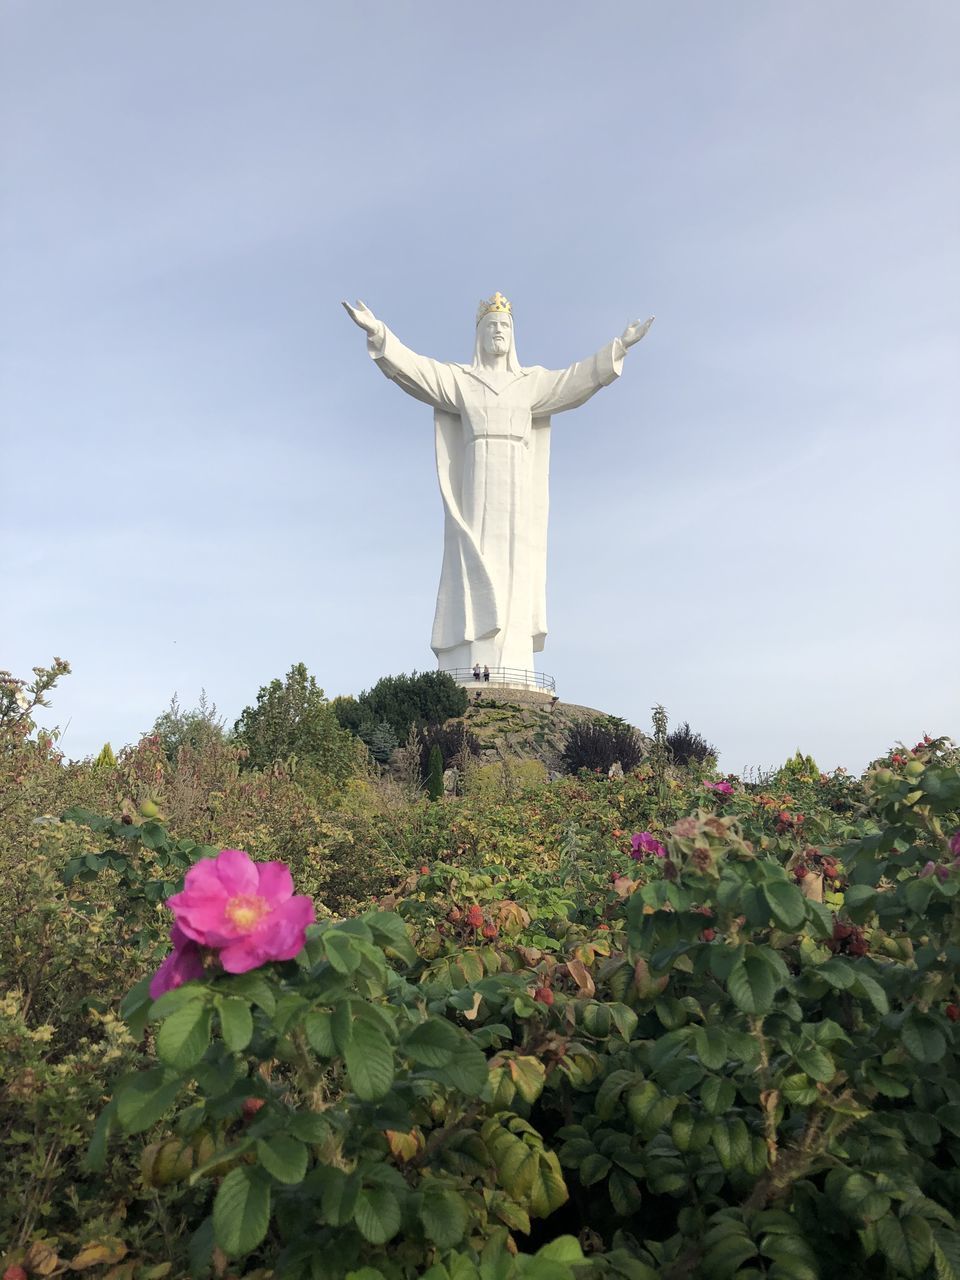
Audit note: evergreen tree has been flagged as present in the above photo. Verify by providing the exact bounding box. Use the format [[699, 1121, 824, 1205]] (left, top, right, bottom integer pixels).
[[354, 671, 467, 744], [426, 744, 445, 801], [367, 720, 399, 764]]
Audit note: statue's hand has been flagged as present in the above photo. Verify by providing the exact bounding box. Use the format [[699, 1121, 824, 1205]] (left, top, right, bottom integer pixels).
[[342, 299, 382, 338], [620, 316, 655, 349]]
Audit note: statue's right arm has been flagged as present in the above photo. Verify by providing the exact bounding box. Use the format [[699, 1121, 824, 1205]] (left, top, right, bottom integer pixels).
[[342, 299, 457, 410]]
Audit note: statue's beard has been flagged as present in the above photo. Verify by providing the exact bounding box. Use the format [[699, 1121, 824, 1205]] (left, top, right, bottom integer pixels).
[[472, 329, 521, 372]]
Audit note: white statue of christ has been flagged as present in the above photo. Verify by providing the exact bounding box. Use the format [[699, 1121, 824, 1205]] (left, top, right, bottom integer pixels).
[[343, 293, 653, 681]]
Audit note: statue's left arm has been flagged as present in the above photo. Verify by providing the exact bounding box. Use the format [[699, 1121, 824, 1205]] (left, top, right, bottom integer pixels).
[[531, 316, 654, 416]]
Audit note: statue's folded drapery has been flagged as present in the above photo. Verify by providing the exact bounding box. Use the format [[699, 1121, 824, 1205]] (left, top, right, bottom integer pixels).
[[368, 325, 624, 674]]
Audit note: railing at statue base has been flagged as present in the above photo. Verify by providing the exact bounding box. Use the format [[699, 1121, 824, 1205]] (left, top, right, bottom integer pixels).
[[445, 667, 556, 693]]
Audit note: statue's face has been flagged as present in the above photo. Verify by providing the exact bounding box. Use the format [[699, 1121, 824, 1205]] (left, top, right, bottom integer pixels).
[[480, 311, 512, 356]]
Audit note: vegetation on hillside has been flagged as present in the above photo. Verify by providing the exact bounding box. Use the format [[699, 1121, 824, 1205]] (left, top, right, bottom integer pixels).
[[2, 659, 959, 1279]]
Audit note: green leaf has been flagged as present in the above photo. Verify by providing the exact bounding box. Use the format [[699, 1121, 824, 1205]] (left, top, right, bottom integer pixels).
[[876, 1214, 934, 1278], [324, 931, 362, 975], [904, 1112, 941, 1145], [816, 958, 856, 990], [213, 1166, 271, 1256], [404, 1016, 461, 1066], [842, 884, 878, 920], [319, 1168, 360, 1225], [537, 1238, 587, 1264], [902, 1013, 947, 1063], [217, 997, 253, 1052], [84, 1098, 117, 1172], [221, 971, 276, 1015], [937, 1103, 960, 1137], [933, 1228, 960, 1280], [344, 1018, 395, 1101], [794, 1043, 835, 1083], [304, 1009, 336, 1056], [420, 1184, 469, 1247], [580, 1153, 612, 1186], [366, 911, 417, 964], [354, 1187, 402, 1245], [149, 984, 207, 1021], [693, 1025, 728, 1070], [850, 972, 889, 1014], [435, 1037, 488, 1096], [700, 1076, 736, 1116], [187, 1217, 215, 1280], [119, 975, 154, 1035], [157, 1001, 212, 1070], [257, 1134, 308, 1185], [837, 1172, 891, 1224], [763, 880, 806, 930], [728, 955, 777, 1014], [115, 1070, 182, 1133]]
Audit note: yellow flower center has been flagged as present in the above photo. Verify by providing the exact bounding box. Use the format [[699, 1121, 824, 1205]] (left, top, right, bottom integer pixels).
[[225, 894, 269, 931]]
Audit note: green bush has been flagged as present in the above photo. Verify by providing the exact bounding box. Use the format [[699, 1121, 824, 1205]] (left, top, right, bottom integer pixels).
[[233, 662, 362, 785], [350, 670, 468, 744]]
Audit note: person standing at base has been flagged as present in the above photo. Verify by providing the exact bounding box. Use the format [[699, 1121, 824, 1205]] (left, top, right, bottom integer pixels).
[[483, 665, 490, 683], [473, 662, 481, 681]]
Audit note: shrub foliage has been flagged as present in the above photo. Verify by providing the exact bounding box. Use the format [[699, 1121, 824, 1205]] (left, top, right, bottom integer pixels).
[[665, 719, 717, 766], [3, 661, 960, 1280], [561, 716, 645, 774]]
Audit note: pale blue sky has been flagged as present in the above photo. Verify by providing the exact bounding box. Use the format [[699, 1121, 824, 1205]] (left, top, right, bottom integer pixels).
[[2, 1, 958, 774]]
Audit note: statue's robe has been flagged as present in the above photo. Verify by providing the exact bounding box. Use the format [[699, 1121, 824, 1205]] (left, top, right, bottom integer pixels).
[[369, 326, 624, 675]]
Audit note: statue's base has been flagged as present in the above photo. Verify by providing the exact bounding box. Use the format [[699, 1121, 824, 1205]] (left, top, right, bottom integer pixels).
[[459, 683, 557, 710], [443, 665, 556, 697]]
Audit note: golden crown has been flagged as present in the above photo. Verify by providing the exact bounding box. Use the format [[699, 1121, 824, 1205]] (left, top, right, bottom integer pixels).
[[476, 291, 513, 326]]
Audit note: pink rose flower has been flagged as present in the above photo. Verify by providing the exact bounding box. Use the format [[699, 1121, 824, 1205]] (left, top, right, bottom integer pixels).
[[150, 923, 205, 999], [631, 832, 667, 860], [704, 780, 733, 796], [949, 831, 960, 858], [166, 848, 315, 974]]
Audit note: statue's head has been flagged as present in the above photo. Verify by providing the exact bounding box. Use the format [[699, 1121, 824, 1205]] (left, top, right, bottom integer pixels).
[[473, 292, 520, 370], [479, 310, 512, 356]]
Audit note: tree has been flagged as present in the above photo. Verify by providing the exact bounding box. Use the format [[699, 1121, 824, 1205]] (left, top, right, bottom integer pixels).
[[233, 663, 359, 784], [665, 720, 717, 767], [426, 744, 444, 801], [351, 671, 467, 744], [366, 720, 399, 764], [149, 691, 226, 762]]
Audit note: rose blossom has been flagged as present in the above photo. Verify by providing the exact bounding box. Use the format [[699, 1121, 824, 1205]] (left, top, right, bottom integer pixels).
[[631, 832, 667, 860], [703, 780, 733, 796], [166, 848, 315, 974], [949, 831, 960, 858], [919, 860, 949, 884], [150, 923, 205, 999]]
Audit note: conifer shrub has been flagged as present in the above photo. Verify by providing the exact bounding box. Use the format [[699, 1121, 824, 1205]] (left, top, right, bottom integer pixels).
[[560, 716, 644, 774], [349, 670, 468, 743], [665, 720, 717, 766], [426, 743, 444, 800]]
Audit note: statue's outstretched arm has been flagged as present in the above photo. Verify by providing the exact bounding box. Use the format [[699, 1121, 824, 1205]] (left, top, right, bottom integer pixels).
[[342, 299, 384, 343], [343, 299, 458, 411], [621, 316, 655, 349], [531, 316, 654, 416]]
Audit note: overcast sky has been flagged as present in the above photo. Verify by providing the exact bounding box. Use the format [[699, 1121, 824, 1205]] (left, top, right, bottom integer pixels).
[[2, 1, 958, 775]]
